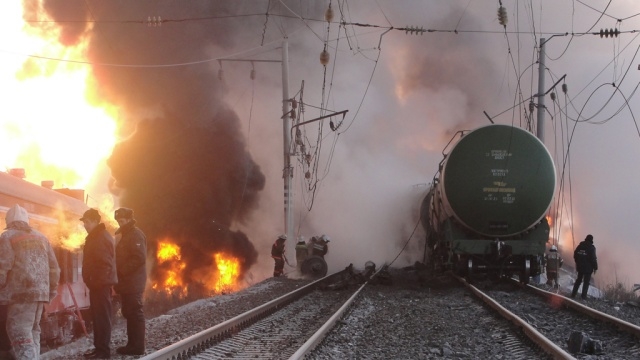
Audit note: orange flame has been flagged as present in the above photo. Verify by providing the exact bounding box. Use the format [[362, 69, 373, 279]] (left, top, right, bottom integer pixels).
[[213, 253, 241, 293], [1, 3, 118, 191], [153, 239, 242, 297], [153, 240, 187, 296]]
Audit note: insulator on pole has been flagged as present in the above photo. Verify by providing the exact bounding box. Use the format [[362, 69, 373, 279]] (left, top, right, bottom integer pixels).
[[562, 83, 568, 94], [405, 26, 426, 35], [550, 92, 556, 101], [600, 28, 619, 38], [325, 4, 334, 23], [291, 99, 298, 110], [498, 6, 508, 27], [147, 16, 161, 27], [320, 49, 330, 66], [529, 100, 535, 113]]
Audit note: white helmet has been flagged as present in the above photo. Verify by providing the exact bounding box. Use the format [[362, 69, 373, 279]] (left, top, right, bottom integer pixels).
[[278, 234, 287, 240], [550, 245, 557, 251]]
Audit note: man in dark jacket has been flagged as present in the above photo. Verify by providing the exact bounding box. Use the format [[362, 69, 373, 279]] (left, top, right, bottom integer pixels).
[[571, 234, 598, 299], [113, 208, 147, 356], [81, 208, 117, 359]]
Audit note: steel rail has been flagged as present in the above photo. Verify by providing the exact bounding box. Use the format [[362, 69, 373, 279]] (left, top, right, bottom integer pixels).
[[139, 270, 345, 360], [455, 275, 576, 360], [288, 265, 386, 359], [525, 284, 640, 339]]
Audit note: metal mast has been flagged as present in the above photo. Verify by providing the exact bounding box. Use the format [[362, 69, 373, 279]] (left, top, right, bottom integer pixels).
[[280, 40, 295, 259], [536, 38, 546, 142]]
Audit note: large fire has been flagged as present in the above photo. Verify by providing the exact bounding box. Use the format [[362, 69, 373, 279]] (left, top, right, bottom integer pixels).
[[3, 3, 248, 301], [153, 239, 242, 297], [1, 3, 118, 189]]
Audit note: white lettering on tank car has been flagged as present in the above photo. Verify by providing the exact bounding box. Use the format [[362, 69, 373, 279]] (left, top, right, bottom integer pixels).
[[488, 150, 512, 160], [491, 169, 509, 177]]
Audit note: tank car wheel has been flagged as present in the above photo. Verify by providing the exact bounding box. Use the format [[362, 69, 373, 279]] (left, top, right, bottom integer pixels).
[[464, 258, 480, 284], [518, 259, 531, 284], [301, 256, 328, 278]]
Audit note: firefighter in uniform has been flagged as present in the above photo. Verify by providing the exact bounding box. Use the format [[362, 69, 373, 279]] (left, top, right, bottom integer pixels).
[[544, 245, 563, 288], [0, 205, 60, 360], [295, 236, 308, 272], [271, 235, 287, 277], [311, 234, 330, 258]]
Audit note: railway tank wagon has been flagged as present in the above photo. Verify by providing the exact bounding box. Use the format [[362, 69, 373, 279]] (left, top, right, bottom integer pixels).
[[421, 124, 556, 282], [0, 169, 91, 345]]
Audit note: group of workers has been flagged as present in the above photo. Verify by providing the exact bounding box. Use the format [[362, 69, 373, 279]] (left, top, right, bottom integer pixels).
[[0, 204, 147, 360], [272, 232, 598, 298], [543, 234, 598, 299], [80, 207, 148, 359], [271, 234, 330, 277]]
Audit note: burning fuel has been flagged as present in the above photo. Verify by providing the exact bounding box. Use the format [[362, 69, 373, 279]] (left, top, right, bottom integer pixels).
[[154, 239, 242, 297]]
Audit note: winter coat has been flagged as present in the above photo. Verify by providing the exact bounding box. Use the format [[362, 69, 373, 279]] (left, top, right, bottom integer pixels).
[[573, 240, 598, 274], [114, 220, 147, 294], [0, 226, 60, 304], [82, 223, 117, 289]]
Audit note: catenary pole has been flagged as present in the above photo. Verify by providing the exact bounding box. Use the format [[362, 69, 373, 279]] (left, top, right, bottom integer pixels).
[[536, 38, 546, 142], [281, 40, 295, 262]]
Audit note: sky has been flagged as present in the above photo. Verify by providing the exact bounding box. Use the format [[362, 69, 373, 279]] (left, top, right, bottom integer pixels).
[[2, 1, 640, 289]]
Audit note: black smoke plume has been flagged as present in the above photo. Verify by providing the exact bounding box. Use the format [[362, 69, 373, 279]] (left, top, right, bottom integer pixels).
[[27, 1, 276, 288]]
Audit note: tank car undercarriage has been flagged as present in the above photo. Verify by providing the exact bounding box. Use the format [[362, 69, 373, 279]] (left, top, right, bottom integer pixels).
[[426, 219, 548, 284]]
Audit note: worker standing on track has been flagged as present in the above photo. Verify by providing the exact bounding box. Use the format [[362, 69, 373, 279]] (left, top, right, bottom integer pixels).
[[544, 245, 563, 288], [271, 235, 287, 277], [571, 234, 598, 300], [295, 236, 308, 273]]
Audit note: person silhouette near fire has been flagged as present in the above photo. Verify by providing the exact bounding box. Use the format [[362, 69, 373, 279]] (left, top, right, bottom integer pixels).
[[271, 235, 287, 277]]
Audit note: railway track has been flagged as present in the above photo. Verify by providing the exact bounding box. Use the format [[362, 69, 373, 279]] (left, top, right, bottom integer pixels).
[[309, 272, 550, 359], [459, 276, 640, 359], [139, 267, 375, 360]]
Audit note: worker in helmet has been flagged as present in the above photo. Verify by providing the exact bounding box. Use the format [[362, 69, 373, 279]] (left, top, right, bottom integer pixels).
[[271, 235, 287, 277], [295, 236, 308, 272], [311, 234, 330, 258], [545, 245, 564, 288]]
